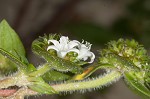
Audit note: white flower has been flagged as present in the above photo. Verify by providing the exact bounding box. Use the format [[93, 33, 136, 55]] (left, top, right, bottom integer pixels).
[[77, 41, 95, 63], [47, 36, 95, 63], [47, 36, 79, 58]]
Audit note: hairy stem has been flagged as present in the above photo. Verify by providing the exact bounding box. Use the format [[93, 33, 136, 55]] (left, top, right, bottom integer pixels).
[[0, 72, 30, 89], [29, 63, 51, 77], [72, 64, 115, 80], [52, 71, 121, 92], [0, 71, 121, 97], [0, 77, 16, 89], [0, 89, 17, 97]]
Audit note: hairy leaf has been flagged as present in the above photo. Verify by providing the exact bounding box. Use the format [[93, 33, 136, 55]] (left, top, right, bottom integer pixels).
[[41, 70, 70, 82], [28, 77, 57, 94], [124, 72, 150, 98], [32, 39, 83, 74]]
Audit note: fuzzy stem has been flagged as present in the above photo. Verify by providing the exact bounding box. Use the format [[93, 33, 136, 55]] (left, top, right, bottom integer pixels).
[[0, 89, 17, 97], [0, 77, 16, 89], [29, 63, 51, 77], [52, 71, 121, 92], [71, 64, 115, 80], [0, 71, 121, 97], [0, 72, 30, 89]]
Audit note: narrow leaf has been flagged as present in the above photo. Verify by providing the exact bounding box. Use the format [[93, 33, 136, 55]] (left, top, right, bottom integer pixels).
[[0, 48, 27, 69], [28, 77, 57, 94], [124, 72, 150, 98], [72, 64, 115, 80], [41, 71, 71, 82]]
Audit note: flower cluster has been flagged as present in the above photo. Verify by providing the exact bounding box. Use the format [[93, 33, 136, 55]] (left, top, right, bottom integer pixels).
[[47, 36, 95, 63], [100, 38, 149, 70]]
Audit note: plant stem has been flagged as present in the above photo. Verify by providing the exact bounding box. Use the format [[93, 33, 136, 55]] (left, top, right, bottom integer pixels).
[[52, 71, 121, 92], [0, 72, 30, 89], [0, 77, 16, 89], [71, 64, 115, 80], [0, 71, 121, 97], [0, 89, 17, 97], [29, 63, 51, 77]]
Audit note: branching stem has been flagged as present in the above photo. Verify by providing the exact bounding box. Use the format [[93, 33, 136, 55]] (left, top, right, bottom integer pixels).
[[0, 71, 121, 97], [29, 63, 51, 77]]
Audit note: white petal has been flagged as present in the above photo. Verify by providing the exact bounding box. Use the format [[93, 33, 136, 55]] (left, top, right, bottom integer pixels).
[[68, 41, 79, 49], [58, 51, 67, 58], [77, 48, 89, 59], [73, 40, 80, 43], [76, 46, 95, 63], [72, 40, 81, 45], [67, 48, 79, 54], [88, 52, 95, 63], [47, 45, 59, 52], [81, 44, 87, 48], [59, 36, 70, 50], [48, 40, 60, 48], [83, 57, 88, 61], [47, 36, 95, 63], [59, 36, 69, 45]]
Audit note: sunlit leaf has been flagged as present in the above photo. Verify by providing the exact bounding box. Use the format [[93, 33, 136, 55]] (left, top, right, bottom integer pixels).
[[0, 48, 27, 70], [0, 20, 28, 75]]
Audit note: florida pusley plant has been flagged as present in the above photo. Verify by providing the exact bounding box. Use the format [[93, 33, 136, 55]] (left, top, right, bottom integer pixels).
[[0, 20, 149, 99]]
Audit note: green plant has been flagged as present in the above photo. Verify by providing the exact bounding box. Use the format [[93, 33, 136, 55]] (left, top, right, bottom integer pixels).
[[0, 20, 149, 99]]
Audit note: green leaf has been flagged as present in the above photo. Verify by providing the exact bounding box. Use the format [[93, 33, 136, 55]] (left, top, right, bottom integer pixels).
[[28, 77, 57, 94], [0, 48, 27, 70], [124, 72, 150, 98], [0, 54, 17, 75], [28, 63, 70, 82], [71, 63, 115, 80], [0, 20, 28, 63], [41, 70, 71, 82], [26, 64, 37, 73], [0, 20, 28, 74], [32, 39, 83, 74]]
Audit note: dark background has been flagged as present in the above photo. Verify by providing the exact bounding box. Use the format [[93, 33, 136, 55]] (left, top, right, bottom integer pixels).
[[1, 0, 150, 99]]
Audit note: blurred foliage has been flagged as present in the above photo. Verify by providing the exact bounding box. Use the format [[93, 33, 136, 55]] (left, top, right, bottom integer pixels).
[[63, 22, 121, 45], [62, 0, 150, 49], [113, 0, 150, 47]]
